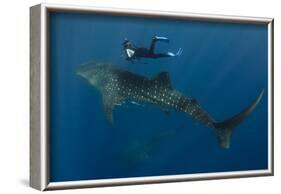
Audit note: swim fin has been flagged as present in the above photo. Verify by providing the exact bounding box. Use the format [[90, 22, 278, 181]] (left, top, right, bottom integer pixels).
[[154, 36, 170, 42], [165, 48, 183, 57]]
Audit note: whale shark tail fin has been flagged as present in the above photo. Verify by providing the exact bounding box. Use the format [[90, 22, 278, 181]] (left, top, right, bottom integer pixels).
[[213, 89, 264, 149]]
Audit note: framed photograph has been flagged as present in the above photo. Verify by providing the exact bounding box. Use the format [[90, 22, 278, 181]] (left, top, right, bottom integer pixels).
[[30, 3, 274, 191]]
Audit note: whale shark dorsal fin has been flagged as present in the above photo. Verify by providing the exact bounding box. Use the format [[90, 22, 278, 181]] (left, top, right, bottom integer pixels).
[[153, 72, 172, 89]]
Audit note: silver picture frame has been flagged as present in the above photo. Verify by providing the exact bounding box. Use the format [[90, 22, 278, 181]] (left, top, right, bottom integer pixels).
[[30, 3, 274, 191]]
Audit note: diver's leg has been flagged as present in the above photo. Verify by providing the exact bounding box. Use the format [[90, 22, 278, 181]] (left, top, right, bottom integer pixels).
[[151, 53, 172, 58], [149, 38, 157, 54], [152, 48, 183, 58], [149, 36, 170, 54]]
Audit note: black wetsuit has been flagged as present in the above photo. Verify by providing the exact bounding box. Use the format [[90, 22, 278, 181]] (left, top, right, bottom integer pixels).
[[123, 37, 181, 61]]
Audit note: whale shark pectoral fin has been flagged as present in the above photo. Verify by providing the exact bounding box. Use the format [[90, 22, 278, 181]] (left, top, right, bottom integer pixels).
[[153, 72, 173, 90], [163, 110, 171, 116], [102, 94, 121, 124], [103, 100, 114, 124]]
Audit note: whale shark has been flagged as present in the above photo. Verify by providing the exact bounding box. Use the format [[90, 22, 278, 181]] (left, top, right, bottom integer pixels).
[[77, 62, 264, 149]]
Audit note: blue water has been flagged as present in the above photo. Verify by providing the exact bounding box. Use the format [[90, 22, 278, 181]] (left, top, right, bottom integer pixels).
[[49, 12, 268, 182]]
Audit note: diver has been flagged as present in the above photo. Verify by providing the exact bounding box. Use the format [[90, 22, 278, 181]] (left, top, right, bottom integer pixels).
[[122, 36, 182, 61]]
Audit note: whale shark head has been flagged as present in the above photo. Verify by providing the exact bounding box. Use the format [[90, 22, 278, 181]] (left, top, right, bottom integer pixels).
[[77, 63, 113, 89]]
